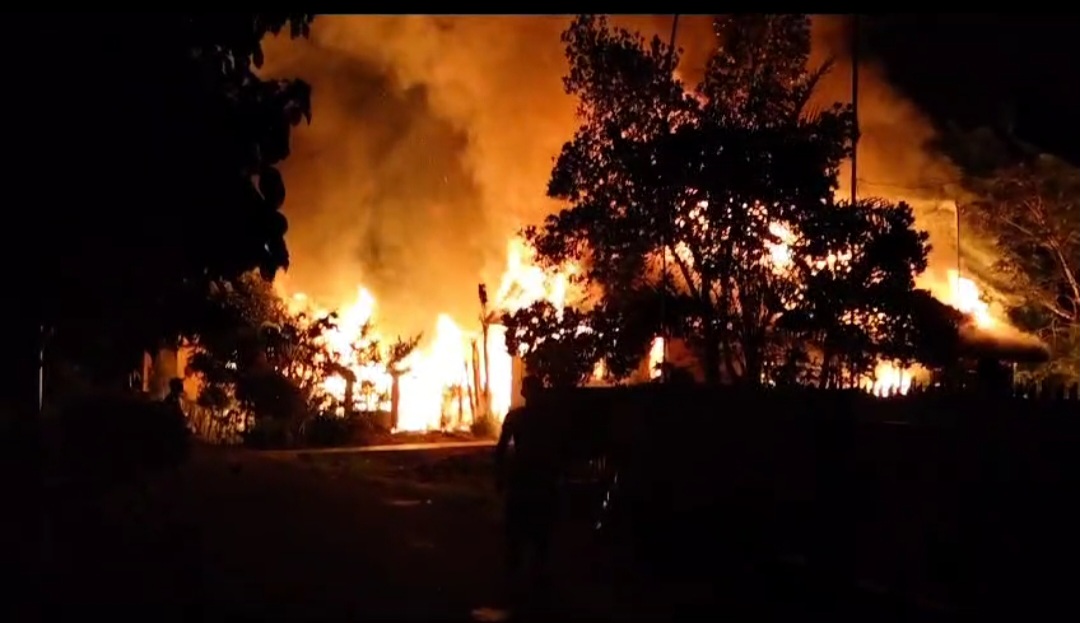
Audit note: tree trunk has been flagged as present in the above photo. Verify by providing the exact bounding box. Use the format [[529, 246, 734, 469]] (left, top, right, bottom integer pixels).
[[342, 375, 355, 418], [389, 373, 401, 431], [481, 321, 491, 418], [470, 341, 483, 419], [819, 347, 834, 389], [702, 324, 722, 385], [744, 346, 764, 387]]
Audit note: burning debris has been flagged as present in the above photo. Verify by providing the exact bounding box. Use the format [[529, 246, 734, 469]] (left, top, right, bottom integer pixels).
[[264, 238, 581, 433]]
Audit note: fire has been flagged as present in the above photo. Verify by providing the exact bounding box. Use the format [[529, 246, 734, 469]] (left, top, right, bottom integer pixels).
[[945, 269, 994, 329], [648, 337, 665, 380], [864, 361, 915, 397], [286, 237, 580, 432], [754, 213, 1001, 397], [495, 238, 578, 313], [280, 208, 1003, 422], [284, 233, 1005, 422], [864, 271, 999, 396]]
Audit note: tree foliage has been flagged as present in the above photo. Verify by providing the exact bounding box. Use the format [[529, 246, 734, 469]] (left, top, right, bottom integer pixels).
[[786, 199, 930, 385], [941, 128, 1080, 383], [502, 302, 602, 388], [19, 14, 315, 388], [515, 14, 929, 387], [186, 273, 328, 420], [188, 272, 425, 432], [502, 285, 666, 387]]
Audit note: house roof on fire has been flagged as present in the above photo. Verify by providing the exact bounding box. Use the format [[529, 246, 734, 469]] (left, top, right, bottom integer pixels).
[[957, 325, 1051, 364]]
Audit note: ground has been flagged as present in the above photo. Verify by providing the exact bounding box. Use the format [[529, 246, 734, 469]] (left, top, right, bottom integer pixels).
[[25, 441, 968, 621], [31, 443, 661, 621]]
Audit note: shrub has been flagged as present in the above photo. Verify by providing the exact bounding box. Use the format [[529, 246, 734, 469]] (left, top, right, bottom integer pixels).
[[346, 412, 380, 445], [241, 417, 294, 449], [235, 369, 308, 422], [470, 414, 500, 439], [303, 414, 352, 448]]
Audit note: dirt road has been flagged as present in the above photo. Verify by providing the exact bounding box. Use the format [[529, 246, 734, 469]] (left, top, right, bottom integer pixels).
[[36, 444, 650, 620], [30, 442, 961, 621]]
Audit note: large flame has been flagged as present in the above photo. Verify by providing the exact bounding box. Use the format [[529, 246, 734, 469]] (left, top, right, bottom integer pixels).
[[289, 208, 1009, 428], [261, 16, 1025, 415], [944, 269, 994, 330], [286, 237, 580, 432]]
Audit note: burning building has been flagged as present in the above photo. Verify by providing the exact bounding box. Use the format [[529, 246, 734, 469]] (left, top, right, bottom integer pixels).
[[186, 15, 1054, 433]]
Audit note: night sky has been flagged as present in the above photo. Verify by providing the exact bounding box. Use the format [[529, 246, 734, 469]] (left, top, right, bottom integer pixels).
[[864, 14, 1080, 163]]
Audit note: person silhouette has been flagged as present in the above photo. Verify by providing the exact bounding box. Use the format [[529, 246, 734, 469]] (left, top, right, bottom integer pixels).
[[494, 375, 560, 602]]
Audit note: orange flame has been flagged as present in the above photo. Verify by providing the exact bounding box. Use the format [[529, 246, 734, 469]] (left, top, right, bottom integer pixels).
[[286, 237, 580, 432]]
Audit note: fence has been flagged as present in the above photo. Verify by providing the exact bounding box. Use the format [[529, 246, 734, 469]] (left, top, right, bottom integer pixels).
[[898, 379, 1080, 401]]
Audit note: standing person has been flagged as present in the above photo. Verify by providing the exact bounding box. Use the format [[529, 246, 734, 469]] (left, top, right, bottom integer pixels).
[[495, 375, 562, 600]]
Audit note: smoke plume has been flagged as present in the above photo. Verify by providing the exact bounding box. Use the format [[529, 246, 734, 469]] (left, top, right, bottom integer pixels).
[[807, 18, 1002, 302], [261, 15, 992, 336]]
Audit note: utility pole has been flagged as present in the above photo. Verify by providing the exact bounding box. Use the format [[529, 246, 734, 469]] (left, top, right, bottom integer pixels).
[[660, 13, 679, 382], [851, 13, 860, 203]]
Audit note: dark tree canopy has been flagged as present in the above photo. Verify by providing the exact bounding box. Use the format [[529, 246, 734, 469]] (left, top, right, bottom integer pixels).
[[14, 14, 314, 388], [502, 302, 603, 388], [512, 15, 929, 387], [188, 272, 332, 422]]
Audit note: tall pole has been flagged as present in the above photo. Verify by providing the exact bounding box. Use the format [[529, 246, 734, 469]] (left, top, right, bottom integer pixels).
[[660, 14, 679, 382], [843, 14, 860, 390], [850, 14, 859, 203], [477, 284, 491, 417], [956, 204, 962, 280]]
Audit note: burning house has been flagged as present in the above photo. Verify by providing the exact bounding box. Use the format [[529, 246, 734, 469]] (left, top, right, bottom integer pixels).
[[155, 16, 1057, 436], [949, 324, 1051, 393]]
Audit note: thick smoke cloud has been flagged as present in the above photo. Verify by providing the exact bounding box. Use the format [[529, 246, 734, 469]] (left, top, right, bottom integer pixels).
[[261, 15, 992, 336]]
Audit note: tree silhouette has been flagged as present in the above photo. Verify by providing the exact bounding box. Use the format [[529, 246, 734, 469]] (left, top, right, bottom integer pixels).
[[502, 302, 603, 388], [16, 14, 314, 397], [940, 128, 1080, 383], [897, 289, 967, 371], [787, 199, 930, 386], [525, 15, 928, 386], [187, 272, 330, 420]]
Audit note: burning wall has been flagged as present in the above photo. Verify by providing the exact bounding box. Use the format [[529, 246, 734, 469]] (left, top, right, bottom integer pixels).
[[253, 15, 1038, 428]]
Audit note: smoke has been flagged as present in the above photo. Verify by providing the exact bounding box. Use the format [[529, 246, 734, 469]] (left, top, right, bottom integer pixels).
[[807, 18, 1006, 301], [260, 15, 996, 336], [261, 17, 574, 334]]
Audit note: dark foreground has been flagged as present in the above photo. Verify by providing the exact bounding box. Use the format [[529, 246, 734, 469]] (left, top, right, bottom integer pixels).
[[18, 444, 973, 621], [26, 445, 655, 620]]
